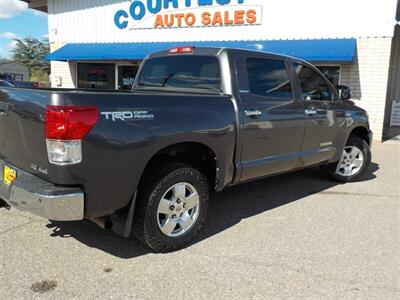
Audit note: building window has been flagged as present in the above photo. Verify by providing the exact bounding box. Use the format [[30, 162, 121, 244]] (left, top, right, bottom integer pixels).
[[11, 74, 23, 82], [0, 73, 23, 82], [77, 63, 115, 89], [117, 65, 139, 90], [317, 66, 341, 87]]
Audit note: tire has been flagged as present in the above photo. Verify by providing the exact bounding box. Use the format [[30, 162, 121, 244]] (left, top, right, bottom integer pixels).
[[320, 135, 371, 182], [132, 162, 209, 252]]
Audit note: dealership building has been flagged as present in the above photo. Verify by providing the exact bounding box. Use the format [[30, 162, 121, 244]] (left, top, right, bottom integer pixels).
[[23, 0, 400, 141]]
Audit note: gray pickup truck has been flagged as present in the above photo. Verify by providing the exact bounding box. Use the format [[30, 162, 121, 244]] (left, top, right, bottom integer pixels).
[[0, 47, 372, 251]]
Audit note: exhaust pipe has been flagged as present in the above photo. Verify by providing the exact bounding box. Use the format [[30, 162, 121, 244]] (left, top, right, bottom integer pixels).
[[90, 217, 113, 230]]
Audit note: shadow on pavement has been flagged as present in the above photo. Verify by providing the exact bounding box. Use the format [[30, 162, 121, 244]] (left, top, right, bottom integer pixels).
[[47, 163, 379, 258]]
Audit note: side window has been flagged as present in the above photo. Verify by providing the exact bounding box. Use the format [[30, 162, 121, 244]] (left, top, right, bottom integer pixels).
[[294, 64, 332, 101], [246, 58, 293, 99], [317, 66, 340, 87]]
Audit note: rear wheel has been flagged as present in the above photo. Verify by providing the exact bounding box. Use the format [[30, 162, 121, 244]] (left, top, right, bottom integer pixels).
[[321, 136, 371, 182], [132, 162, 209, 252]]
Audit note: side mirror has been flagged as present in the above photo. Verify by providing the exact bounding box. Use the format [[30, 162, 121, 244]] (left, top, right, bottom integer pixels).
[[337, 85, 352, 100]]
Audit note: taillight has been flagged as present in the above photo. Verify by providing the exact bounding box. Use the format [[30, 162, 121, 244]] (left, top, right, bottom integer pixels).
[[45, 105, 99, 140], [169, 46, 194, 54], [45, 105, 99, 165]]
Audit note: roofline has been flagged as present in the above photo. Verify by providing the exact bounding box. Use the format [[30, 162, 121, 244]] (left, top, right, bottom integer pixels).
[[0, 61, 29, 67], [17, 0, 400, 21], [147, 46, 319, 64], [20, 0, 48, 13]]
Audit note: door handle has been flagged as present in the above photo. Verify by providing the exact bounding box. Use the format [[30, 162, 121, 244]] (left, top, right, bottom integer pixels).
[[305, 108, 317, 116], [244, 109, 262, 118]]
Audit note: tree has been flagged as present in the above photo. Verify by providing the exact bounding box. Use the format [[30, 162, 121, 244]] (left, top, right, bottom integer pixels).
[[30, 67, 49, 84], [11, 37, 50, 78]]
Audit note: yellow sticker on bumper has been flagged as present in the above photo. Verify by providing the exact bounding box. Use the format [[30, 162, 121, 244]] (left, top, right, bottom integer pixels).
[[3, 165, 16, 186]]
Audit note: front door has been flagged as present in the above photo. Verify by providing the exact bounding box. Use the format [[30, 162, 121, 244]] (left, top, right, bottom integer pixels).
[[291, 63, 344, 167], [238, 55, 305, 182]]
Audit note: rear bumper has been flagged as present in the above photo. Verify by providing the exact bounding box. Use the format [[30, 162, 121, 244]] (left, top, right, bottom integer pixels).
[[0, 160, 84, 221]]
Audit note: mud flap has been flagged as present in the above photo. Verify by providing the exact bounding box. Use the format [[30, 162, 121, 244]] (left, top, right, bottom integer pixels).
[[110, 192, 137, 238]]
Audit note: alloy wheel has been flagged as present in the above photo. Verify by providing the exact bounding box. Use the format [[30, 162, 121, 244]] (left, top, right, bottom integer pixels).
[[157, 182, 200, 237], [336, 146, 364, 177]]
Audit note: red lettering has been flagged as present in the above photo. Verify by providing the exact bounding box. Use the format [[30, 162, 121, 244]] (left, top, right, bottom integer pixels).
[[154, 14, 164, 28], [234, 10, 245, 25], [246, 9, 257, 24], [164, 14, 174, 27], [212, 11, 223, 26], [224, 11, 233, 25], [201, 12, 211, 26], [185, 13, 196, 26], [175, 13, 185, 27]]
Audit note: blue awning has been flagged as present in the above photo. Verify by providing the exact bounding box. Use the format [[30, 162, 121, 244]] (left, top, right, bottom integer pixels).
[[46, 39, 356, 62]]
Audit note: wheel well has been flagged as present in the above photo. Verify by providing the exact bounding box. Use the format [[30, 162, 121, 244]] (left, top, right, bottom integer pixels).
[[350, 126, 371, 145], [140, 142, 217, 189]]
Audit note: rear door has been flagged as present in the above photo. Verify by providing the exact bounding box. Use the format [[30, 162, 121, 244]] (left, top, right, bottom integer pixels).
[[236, 54, 305, 182], [291, 63, 345, 166]]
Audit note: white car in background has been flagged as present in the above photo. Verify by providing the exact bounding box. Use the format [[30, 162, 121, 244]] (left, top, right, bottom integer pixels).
[[0, 80, 14, 87]]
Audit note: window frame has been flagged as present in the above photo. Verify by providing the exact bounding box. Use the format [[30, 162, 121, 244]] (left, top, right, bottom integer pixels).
[[237, 54, 295, 102]]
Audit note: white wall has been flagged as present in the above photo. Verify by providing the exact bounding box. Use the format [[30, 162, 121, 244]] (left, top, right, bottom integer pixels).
[[50, 60, 76, 87], [340, 38, 393, 140], [48, 0, 398, 44]]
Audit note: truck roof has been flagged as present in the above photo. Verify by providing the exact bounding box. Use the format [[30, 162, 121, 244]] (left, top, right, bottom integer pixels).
[[147, 46, 310, 65]]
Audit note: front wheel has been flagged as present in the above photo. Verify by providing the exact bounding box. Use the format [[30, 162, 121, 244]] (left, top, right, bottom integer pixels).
[[321, 136, 371, 182], [132, 162, 209, 252]]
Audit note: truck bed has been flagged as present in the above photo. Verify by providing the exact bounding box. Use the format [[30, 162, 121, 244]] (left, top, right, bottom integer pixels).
[[0, 87, 237, 217]]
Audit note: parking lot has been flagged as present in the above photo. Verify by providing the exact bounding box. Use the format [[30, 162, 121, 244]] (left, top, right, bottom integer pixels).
[[1, 142, 399, 299]]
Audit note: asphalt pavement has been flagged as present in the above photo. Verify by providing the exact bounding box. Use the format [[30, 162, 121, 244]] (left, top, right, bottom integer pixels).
[[1, 142, 399, 299]]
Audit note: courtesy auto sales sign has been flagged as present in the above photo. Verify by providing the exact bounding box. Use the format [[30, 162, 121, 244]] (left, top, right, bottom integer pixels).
[[114, 0, 262, 30]]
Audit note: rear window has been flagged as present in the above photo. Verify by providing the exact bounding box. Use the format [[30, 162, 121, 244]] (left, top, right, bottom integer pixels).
[[137, 56, 221, 91]]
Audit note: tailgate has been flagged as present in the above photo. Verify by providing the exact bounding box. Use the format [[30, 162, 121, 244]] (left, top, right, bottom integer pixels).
[[0, 88, 50, 179]]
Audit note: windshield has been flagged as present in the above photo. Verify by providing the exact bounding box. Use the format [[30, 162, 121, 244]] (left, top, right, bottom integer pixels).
[[137, 56, 221, 91]]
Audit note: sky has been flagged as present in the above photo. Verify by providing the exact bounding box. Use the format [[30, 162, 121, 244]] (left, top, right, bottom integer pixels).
[[0, 0, 48, 59]]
